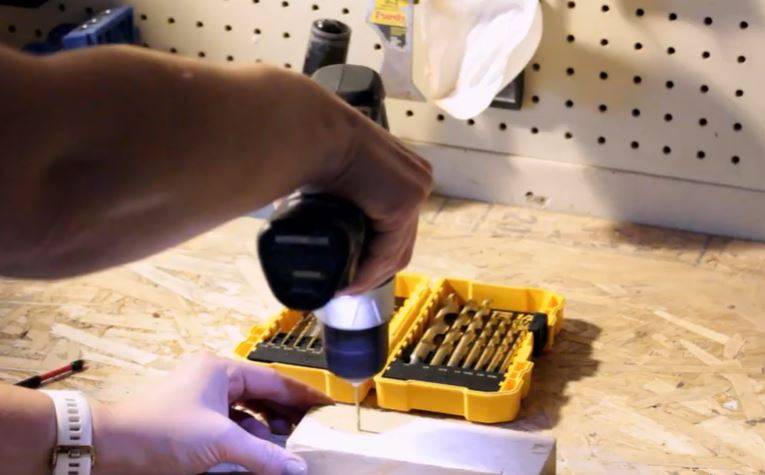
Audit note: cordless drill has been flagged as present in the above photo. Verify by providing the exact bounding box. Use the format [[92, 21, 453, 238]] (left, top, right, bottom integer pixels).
[[258, 63, 393, 384]]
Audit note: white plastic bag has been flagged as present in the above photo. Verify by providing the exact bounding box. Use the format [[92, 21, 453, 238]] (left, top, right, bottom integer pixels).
[[414, 0, 543, 119]]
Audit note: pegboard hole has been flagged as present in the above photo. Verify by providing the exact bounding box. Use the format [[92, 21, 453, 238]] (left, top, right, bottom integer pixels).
[[631, 141, 640, 149], [733, 123, 743, 131], [664, 113, 673, 122], [566, 34, 575, 43], [704, 17, 713, 26], [282, 1, 289, 6], [169, 47, 178, 54], [532, 63, 541, 71], [84, 6, 94, 16], [568, 1, 576, 8], [405, 110, 414, 117], [598, 136, 607, 145], [531, 95, 540, 103], [254, 28, 261, 35], [598, 104, 608, 113], [633, 75, 642, 84], [740, 21, 749, 29], [58, 3, 66, 12], [631, 109, 641, 117], [467, 119, 475, 126], [499, 123, 507, 131], [700, 84, 709, 93], [702, 51, 710, 59], [601, 5, 609, 13], [565, 99, 574, 108], [668, 12, 678, 21], [635, 8, 645, 17], [732, 156, 741, 165], [665, 80, 675, 89], [738, 55, 747, 63], [600, 38, 609, 46], [312, 4, 319, 10], [566, 67, 575, 76], [374, 43, 381, 50], [437, 114, 445, 121], [699, 118, 708, 127], [283, 32, 290, 38], [565, 132, 573, 139], [667, 47, 676, 55], [663, 146, 672, 155], [225, 25, 233, 32], [34, 28, 43, 38], [634, 42, 643, 50], [531, 127, 539, 134], [198, 51, 206, 58], [226, 55, 235, 62], [735, 89, 744, 97], [342, 8, 349, 14], [7, 25, 16, 34], [167, 17, 176, 24], [599, 71, 608, 80], [196, 21, 204, 28], [284, 63, 292, 69], [697, 151, 706, 159], [140, 14, 148, 21]]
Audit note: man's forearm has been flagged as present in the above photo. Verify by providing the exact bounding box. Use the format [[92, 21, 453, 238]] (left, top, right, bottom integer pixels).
[[0, 385, 57, 475], [0, 45, 346, 278]]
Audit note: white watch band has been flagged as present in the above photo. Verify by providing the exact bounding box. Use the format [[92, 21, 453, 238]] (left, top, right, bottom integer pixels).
[[42, 390, 94, 475]]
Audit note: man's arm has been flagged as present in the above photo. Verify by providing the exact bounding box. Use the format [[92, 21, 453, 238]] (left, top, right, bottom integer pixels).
[[0, 386, 56, 475], [0, 44, 432, 285], [0, 44, 345, 277]]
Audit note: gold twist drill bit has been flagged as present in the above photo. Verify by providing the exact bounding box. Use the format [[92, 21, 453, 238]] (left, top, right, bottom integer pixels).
[[486, 323, 520, 373], [293, 314, 315, 347], [474, 320, 507, 371], [304, 314, 323, 350], [447, 319, 483, 367], [279, 314, 308, 346], [464, 319, 499, 369], [463, 325, 495, 369], [429, 330, 462, 366], [409, 322, 449, 363], [500, 331, 525, 373]]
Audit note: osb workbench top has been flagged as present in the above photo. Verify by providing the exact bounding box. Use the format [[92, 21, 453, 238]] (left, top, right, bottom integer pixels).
[[2, 196, 764, 474]]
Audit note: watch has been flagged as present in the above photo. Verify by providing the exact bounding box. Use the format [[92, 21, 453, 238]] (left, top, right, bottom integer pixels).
[[41, 390, 95, 475]]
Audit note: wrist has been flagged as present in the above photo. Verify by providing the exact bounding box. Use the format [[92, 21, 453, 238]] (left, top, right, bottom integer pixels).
[[90, 401, 140, 475]]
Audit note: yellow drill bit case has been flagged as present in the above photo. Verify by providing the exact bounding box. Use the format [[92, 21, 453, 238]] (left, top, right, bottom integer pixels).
[[234, 273, 564, 423]]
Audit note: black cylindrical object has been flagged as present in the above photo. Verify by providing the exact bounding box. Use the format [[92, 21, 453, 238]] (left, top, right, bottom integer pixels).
[[322, 323, 389, 381], [302, 19, 351, 76]]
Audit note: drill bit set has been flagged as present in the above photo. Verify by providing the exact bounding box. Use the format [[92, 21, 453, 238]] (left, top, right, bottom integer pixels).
[[374, 277, 563, 423], [382, 292, 550, 392], [246, 313, 328, 370], [235, 273, 564, 422]]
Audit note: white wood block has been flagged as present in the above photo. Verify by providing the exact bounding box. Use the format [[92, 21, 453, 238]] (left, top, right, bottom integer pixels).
[[287, 405, 556, 475]]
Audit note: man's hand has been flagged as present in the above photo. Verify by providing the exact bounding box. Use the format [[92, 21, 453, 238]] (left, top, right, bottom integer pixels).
[[92, 353, 332, 475]]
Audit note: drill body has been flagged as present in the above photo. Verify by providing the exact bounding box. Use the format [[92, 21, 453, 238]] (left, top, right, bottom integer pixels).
[[258, 63, 394, 382]]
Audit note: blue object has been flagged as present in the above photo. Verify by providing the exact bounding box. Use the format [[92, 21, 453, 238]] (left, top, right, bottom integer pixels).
[[61, 6, 136, 50]]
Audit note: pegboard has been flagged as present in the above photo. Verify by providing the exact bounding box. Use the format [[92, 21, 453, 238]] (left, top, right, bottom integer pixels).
[[1, 0, 764, 237]]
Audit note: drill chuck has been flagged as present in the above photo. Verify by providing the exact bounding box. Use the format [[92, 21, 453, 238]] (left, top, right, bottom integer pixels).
[[316, 278, 394, 380]]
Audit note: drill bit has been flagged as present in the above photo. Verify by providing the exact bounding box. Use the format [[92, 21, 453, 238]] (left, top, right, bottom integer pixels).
[[409, 322, 449, 363], [429, 330, 462, 365], [280, 314, 308, 346], [447, 327, 479, 367], [302, 314, 322, 350], [293, 314, 315, 347], [464, 318, 498, 369], [353, 382, 361, 432]]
